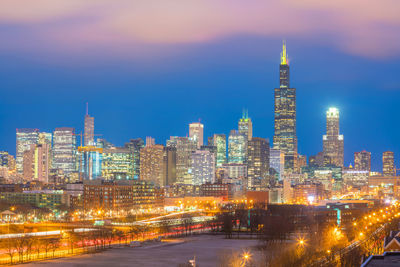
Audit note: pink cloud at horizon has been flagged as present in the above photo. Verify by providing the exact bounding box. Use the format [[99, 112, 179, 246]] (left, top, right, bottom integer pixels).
[[0, 0, 400, 58]]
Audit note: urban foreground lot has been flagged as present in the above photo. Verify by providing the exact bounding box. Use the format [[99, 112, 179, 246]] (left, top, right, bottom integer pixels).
[[22, 235, 260, 267]]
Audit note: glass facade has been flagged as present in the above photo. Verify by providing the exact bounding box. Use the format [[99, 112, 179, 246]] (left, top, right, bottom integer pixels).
[[273, 42, 298, 172], [322, 107, 344, 167], [191, 150, 215, 185], [167, 136, 197, 184], [52, 127, 77, 174], [213, 134, 227, 167], [238, 110, 252, 141], [16, 128, 39, 173], [101, 147, 133, 180], [354, 150, 371, 172], [382, 151, 395, 176], [228, 130, 247, 164]]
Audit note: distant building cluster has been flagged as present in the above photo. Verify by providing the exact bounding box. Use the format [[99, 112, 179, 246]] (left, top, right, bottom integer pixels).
[[0, 43, 399, 212]]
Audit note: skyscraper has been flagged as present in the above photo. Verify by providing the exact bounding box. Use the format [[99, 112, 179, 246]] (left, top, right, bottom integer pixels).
[[52, 127, 77, 174], [191, 150, 215, 185], [269, 148, 285, 180], [189, 122, 204, 148], [238, 110, 253, 141], [124, 138, 145, 180], [247, 137, 270, 189], [382, 151, 395, 176], [322, 107, 344, 167], [273, 41, 297, 172], [167, 136, 197, 184], [16, 128, 39, 173], [23, 143, 50, 183], [212, 134, 226, 167], [140, 144, 166, 186], [101, 147, 133, 180], [84, 104, 95, 146], [354, 151, 371, 172], [228, 130, 247, 164]]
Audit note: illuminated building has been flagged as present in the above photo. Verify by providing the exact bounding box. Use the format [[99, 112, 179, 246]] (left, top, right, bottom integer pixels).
[[298, 155, 307, 169], [97, 138, 114, 149], [270, 148, 285, 180], [228, 130, 247, 164], [238, 109, 253, 141], [323, 107, 344, 167], [273, 41, 298, 172], [84, 105, 95, 146], [124, 138, 145, 180], [247, 137, 270, 189], [189, 122, 204, 148], [342, 170, 369, 187], [191, 150, 215, 185], [354, 150, 371, 172], [167, 136, 197, 184], [221, 163, 247, 179], [83, 179, 156, 211], [309, 152, 324, 167], [383, 151, 395, 176], [101, 147, 133, 180], [23, 143, 50, 183], [293, 182, 324, 202], [0, 151, 8, 167], [38, 132, 52, 146], [0, 191, 68, 209], [210, 134, 226, 167], [16, 128, 39, 173], [200, 183, 233, 201], [78, 146, 102, 181], [140, 144, 177, 186], [146, 136, 155, 146], [52, 127, 77, 174]]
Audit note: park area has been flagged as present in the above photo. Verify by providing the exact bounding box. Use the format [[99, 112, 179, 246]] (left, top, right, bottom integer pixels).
[[22, 235, 261, 266]]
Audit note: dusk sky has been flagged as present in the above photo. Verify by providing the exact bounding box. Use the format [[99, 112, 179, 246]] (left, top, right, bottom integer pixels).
[[1, 0, 400, 171]]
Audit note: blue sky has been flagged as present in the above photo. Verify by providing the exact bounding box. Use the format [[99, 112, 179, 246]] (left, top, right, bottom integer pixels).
[[1, 1, 400, 171]]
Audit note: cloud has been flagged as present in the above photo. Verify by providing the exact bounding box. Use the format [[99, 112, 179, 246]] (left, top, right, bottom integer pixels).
[[0, 0, 399, 58]]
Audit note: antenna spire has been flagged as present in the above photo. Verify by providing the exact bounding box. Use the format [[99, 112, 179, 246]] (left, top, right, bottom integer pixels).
[[86, 102, 89, 116], [281, 40, 288, 65]]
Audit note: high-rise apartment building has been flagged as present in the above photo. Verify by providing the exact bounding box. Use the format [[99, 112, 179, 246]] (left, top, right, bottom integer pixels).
[[247, 137, 270, 189], [238, 110, 253, 141], [38, 132, 52, 146], [167, 136, 197, 184], [16, 128, 39, 173], [191, 150, 215, 185], [140, 144, 165, 186], [189, 122, 204, 148], [0, 151, 9, 167], [323, 107, 344, 167], [273, 42, 298, 172], [382, 151, 395, 176], [211, 134, 226, 167], [101, 147, 133, 180], [228, 130, 247, 164], [52, 127, 77, 174], [23, 143, 50, 183], [354, 151, 371, 172], [124, 138, 145, 180], [84, 105, 95, 146]]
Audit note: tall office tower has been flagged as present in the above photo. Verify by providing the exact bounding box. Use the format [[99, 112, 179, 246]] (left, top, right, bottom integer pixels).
[[140, 144, 165, 186], [247, 137, 270, 189], [238, 110, 253, 141], [207, 136, 214, 146], [163, 146, 177, 185], [309, 152, 324, 167], [52, 127, 77, 174], [228, 130, 247, 164], [273, 42, 298, 172], [211, 134, 227, 167], [23, 143, 50, 183], [191, 150, 215, 185], [322, 107, 344, 167], [146, 136, 155, 147], [0, 151, 9, 167], [7, 155, 16, 172], [167, 136, 197, 184], [354, 151, 371, 172], [101, 147, 133, 180], [97, 138, 114, 149], [382, 151, 395, 176], [84, 104, 95, 146], [79, 147, 102, 181], [38, 132, 52, 146], [124, 138, 145, 180], [189, 122, 204, 148], [269, 148, 285, 180], [16, 128, 39, 173]]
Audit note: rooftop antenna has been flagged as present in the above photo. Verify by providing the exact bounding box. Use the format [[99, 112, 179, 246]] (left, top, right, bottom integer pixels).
[[86, 102, 89, 116]]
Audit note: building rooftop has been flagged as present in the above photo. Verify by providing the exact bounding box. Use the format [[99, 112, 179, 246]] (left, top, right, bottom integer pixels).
[[361, 252, 400, 267]]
